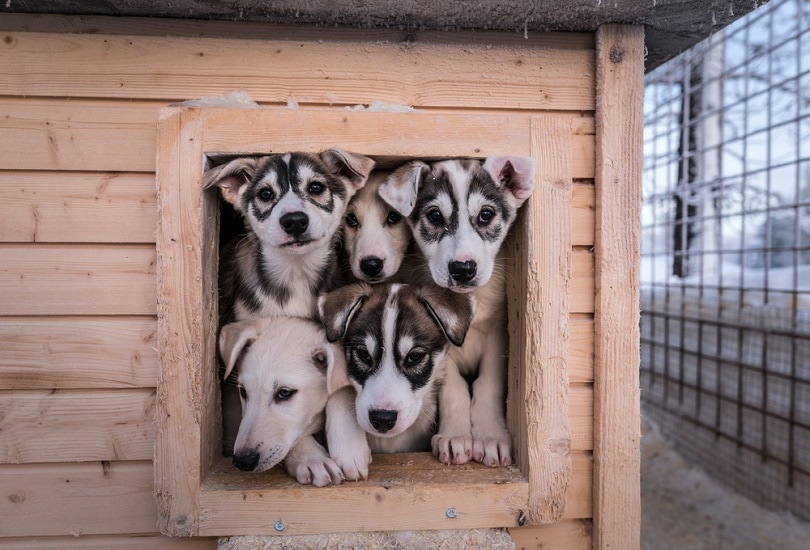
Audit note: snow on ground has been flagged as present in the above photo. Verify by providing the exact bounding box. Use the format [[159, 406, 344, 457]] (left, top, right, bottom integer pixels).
[[641, 416, 810, 550]]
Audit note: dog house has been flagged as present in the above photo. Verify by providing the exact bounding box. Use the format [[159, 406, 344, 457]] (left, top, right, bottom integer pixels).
[[0, 4, 756, 549]]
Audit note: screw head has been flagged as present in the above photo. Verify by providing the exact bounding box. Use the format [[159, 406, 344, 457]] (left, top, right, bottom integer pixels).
[[446, 508, 457, 519], [274, 520, 286, 532]]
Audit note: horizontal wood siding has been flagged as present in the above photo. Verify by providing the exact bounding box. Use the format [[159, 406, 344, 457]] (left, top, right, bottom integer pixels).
[[0, 13, 598, 547]]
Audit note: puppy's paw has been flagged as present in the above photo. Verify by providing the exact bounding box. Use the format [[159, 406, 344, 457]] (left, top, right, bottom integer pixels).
[[329, 439, 372, 481], [471, 431, 513, 467], [431, 433, 473, 465], [289, 453, 345, 487]]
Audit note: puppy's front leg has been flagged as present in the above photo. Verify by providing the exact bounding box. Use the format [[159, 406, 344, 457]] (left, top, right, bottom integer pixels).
[[325, 386, 372, 480], [470, 322, 512, 467], [284, 435, 344, 487], [431, 358, 473, 465]]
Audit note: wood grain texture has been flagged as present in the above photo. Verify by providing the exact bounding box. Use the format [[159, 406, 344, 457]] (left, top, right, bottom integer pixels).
[[0, 317, 157, 390], [0, 536, 217, 549], [0, 244, 156, 316], [154, 108, 206, 536], [0, 100, 595, 177], [0, 172, 156, 243], [0, 390, 155, 463], [0, 461, 159, 537], [509, 519, 592, 550], [0, 31, 594, 111], [593, 24, 644, 550]]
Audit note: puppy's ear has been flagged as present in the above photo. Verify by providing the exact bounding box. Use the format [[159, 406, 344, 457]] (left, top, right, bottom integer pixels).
[[320, 148, 375, 195], [312, 343, 351, 394], [483, 156, 536, 207], [218, 319, 261, 380], [378, 160, 429, 217], [418, 287, 476, 347], [203, 156, 262, 208], [318, 283, 371, 342]]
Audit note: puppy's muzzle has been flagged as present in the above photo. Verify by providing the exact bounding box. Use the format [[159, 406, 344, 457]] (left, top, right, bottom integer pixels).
[[369, 408, 398, 434], [360, 256, 384, 278], [280, 211, 309, 237], [448, 260, 477, 284], [233, 450, 261, 471]]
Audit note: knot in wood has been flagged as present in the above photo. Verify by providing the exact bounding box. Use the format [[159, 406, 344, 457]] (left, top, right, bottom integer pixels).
[[609, 46, 625, 64]]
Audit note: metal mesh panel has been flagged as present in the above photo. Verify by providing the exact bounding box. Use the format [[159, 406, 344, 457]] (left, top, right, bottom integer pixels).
[[641, 0, 810, 520]]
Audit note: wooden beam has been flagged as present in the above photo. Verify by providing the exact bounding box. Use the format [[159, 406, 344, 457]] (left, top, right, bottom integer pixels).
[[593, 23, 643, 550]]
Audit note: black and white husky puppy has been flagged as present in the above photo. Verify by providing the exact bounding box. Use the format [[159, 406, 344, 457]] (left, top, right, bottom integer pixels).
[[204, 148, 375, 456], [318, 282, 474, 480], [379, 157, 535, 468], [204, 148, 375, 325]]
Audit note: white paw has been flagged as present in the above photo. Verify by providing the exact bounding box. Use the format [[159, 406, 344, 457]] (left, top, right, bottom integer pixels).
[[471, 430, 513, 467], [289, 453, 344, 487], [431, 433, 473, 465], [329, 437, 372, 481]]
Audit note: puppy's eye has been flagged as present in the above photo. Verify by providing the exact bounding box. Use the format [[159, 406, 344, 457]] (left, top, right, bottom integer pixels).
[[355, 346, 373, 364], [274, 387, 297, 402], [238, 385, 247, 400], [258, 188, 274, 202], [386, 210, 402, 224], [308, 181, 325, 195], [404, 350, 426, 368], [478, 207, 495, 225], [426, 208, 444, 227], [345, 213, 359, 227]]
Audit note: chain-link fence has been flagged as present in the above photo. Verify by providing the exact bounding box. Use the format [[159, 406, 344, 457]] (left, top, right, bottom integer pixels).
[[641, 0, 810, 520]]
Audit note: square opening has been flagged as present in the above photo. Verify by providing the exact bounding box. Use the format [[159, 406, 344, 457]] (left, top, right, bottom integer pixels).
[[155, 106, 572, 537]]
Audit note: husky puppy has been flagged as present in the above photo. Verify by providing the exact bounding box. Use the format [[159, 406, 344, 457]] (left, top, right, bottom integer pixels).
[[204, 148, 375, 455], [379, 157, 535, 467], [204, 148, 375, 324], [218, 316, 345, 486], [341, 170, 412, 283], [318, 282, 474, 480]]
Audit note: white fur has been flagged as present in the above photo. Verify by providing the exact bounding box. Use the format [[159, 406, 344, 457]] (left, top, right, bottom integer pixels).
[[219, 316, 345, 487]]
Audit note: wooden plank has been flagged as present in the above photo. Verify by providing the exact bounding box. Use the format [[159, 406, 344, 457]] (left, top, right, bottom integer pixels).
[[0, 389, 155, 463], [520, 115, 572, 524], [509, 519, 592, 550], [154, 108, 207, 537], [0, 13, 593, 53], [0, 31, 595, 111], [0, 317, 157, 390], [0, 100, 158, 172], [0, 461, 158, 537], [593, 24, 644, 550], [0, 100, 595, 178], [0, 244, 156, 316], [0, 172, 156, 243], [572, 184, 595, 247], [571, 252, 595, 314], [0, 535, 217, 549], [570, 318, 594, 384]]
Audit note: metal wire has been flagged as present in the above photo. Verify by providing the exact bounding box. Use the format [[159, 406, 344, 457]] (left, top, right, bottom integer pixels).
[[641, 0, 810, 520]]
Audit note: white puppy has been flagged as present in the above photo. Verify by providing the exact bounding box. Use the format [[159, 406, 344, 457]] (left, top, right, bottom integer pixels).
[[218, 316, 345, 487], [318, 282, 474, 480], [379, 157, 535, 467]]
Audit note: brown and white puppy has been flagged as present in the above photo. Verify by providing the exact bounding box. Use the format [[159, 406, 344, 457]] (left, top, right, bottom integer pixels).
[[318, 282, 474, 480], [204, 148, 374, 455], [218, 316, 345, 487], [341, 170, 412, 283], [379, 157, 535, 468]]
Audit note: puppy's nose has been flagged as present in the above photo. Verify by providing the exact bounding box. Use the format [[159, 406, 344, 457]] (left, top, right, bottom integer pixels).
[[369, 409, 398, 434], [448, 260, 477, 283], [233, 450, 260, 471], [280, 211, 309, 236], [360, 256, 384, 277]]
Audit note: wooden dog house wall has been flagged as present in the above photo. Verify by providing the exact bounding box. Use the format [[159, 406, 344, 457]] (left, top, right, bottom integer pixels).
[[0, 15, 641, 550]]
